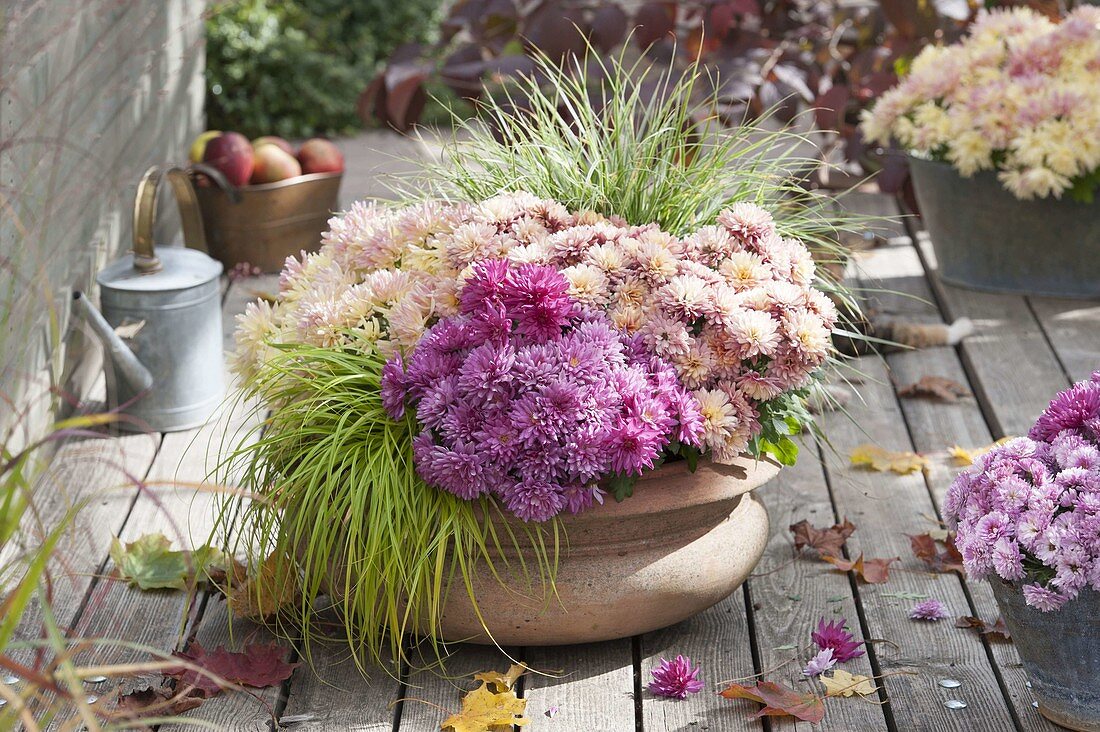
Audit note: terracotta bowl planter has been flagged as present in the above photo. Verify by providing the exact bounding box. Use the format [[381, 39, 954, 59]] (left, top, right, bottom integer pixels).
[[436, 456, 780, 646]]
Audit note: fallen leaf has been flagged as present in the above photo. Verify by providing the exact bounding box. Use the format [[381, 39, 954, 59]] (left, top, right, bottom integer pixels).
[[442, 682, 529, 731], [474, 663, 527, 693], [898, 376, 970, 402], [928, 528, 951, 542], [110, 534, 222, 591], [227, 553, 300, 619], [166, 641, 298, 698], [955, 615, 1011, 641], [719, 680, 825, 723], [909, 533, 964, 573], [850, 444, 929, 475], [790, 518, 856, 557], [949, 437, 1014, 465], [820, 669, 877, 698], [821, 553, 898, 584], [116, 686, 203, 725]]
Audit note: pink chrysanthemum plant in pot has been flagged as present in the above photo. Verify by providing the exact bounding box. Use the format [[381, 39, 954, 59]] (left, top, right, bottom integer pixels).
[[860, 7, 1100, 298], [946, 373, 1100, 731]]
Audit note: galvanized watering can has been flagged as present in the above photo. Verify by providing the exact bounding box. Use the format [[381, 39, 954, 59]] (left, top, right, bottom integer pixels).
[[74, 165, 225, 432]]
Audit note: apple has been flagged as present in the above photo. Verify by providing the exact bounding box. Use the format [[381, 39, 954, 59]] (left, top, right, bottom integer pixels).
[[189, 130, 221, 164], [252, 135, 295, 156], [202, 132, 254, 187], [251, 143, 302, 184], [297, 138, 344, 174]]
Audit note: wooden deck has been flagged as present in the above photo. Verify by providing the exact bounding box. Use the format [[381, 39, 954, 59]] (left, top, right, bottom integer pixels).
[[22, 189, 1100, 731]]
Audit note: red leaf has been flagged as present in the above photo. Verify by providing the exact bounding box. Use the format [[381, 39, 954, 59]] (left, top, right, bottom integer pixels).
[[790, 518, 856, 557], [590, 5, 629, 51], [165, 642, 298, 698], [821, 553, 898, 584], [909, 532, 965, 573], [720, 680, 826, 723], [633, 2, 676, 48]]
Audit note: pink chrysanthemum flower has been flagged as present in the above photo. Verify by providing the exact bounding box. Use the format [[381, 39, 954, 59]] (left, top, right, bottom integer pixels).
[[909, 599, 950, 621], [647, 655, 704, 699], [802, 648, 836, 677], [811, 618, 865, 662]]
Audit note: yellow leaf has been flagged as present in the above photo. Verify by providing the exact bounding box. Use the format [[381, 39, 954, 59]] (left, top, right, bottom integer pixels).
[[850, 444, 929, 475], [820, 669, 877, 698], [473, 663, 527, 693], [949, 437, 1014, 465], [228, 552, 300, 619], [928, 528, 951, 542], [441, 682, 529, 732]]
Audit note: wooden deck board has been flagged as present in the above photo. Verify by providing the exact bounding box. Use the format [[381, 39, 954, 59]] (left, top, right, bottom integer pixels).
[[748, 451, 887, 731], [855, 240, 1056, 731], [638, 592, 756, 732], [523, 640, 637, 731]]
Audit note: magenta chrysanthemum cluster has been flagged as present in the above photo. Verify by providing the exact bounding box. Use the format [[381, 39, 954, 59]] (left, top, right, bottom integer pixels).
[[946, 371, 1100, 611], [382, 261, 704, 522], [234, 192, 836, 464], [647, 655, 705, 699]]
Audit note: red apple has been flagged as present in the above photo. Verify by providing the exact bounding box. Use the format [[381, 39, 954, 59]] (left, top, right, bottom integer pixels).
[[189, 130, 221, 163], [202, 132, 254, 187], [251, 144, 302, 184], [297, 138, 344, 174], [252, 135, 295, 156]]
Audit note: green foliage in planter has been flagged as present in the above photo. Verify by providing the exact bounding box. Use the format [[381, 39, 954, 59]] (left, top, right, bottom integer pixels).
[[215, 337, 555, 671], [204, 0, 443, 139]]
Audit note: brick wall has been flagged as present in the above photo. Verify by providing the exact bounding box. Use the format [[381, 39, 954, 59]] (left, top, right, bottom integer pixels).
[[0, 0, 205, 442]]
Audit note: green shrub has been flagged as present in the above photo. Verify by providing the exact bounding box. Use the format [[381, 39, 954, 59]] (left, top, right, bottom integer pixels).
[[204, 0, 443, 139]]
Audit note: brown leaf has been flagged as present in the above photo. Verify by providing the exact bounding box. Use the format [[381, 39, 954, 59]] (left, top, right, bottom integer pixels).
[[909, 532, 964, 573], [821, 553, 898, 584], [719, 680, 826, 723], [227, 553, 300, 619], [790, 518, 856, 557], [898, 376, 971, 403], [955, 615, 1012, 641], [116, 686, 203, 726], [165, 642, 298, 698]]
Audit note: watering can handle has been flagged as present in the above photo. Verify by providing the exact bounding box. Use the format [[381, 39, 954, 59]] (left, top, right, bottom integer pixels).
[[189, 163, 244, 205], [131, 165, 209, 274]]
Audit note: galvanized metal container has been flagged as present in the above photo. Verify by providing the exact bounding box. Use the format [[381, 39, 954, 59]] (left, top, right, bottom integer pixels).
[[79, 166, 226, 432], [192, 164, 341, 273], [909, 156, 1100, 298], [991, 580, 1100, 731]]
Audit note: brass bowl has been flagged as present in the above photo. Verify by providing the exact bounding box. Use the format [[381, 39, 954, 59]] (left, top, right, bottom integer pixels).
[[193, 170, 342, 273]]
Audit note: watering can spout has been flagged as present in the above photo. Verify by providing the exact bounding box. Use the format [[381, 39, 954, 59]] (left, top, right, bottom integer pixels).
[[72, 291, 155, 394]]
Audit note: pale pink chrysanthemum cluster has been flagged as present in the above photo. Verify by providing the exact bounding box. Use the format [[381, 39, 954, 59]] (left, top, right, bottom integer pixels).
[[233, 192, 836, 463], [945, 372, 1100, 611], [862, 7, 1100, 200]]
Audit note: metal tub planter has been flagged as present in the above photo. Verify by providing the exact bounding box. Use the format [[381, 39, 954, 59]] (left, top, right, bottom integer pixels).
[[908, 156, 1100, 298], [991, 581, 1100, 731]]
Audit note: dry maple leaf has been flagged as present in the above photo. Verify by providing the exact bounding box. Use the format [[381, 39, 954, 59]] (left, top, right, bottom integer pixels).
[[115, 686, 203, 727], [898, 376, 971, 403], [719, 680, 825, 723], [166, 641, 298, 698], [790, 518, 856, 557], [473, 663, 527, 693], [909, 533, 965, 573], [441, 681, 529, 731], [820, 669, 877, 698], [227, 552, 300, 619], [821, 553, 898, 584], [955, 615, 1011, 641], [948, 437, 1014, 466], [850, 444, 929, 475]]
